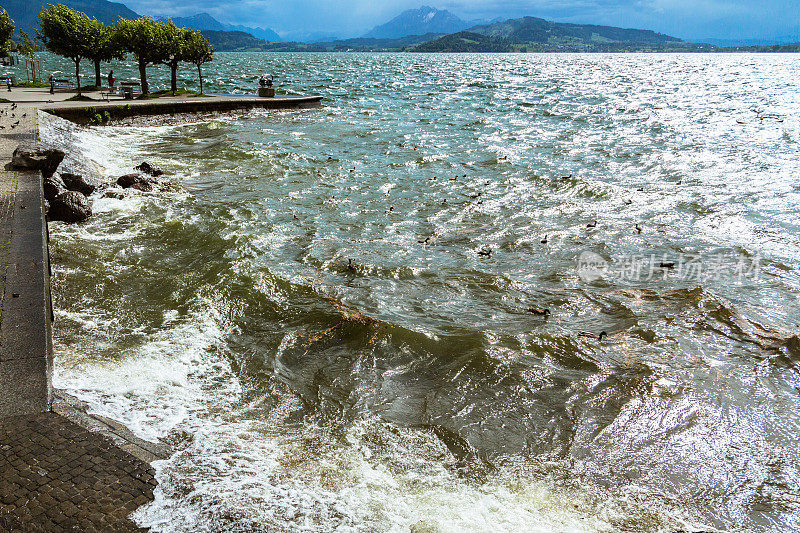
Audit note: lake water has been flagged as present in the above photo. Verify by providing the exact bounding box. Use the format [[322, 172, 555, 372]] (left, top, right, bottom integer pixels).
[[26, 52, 800, 531]]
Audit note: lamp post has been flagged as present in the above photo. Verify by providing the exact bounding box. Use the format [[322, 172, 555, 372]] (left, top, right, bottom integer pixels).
[[170, 54, 176, 96]]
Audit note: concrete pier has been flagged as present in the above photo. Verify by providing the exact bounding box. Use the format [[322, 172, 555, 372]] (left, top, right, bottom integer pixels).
[[0, 111, 52, 418], [44, 94, 322, 124]]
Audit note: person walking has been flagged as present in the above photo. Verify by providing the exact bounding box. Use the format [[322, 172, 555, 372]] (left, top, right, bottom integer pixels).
[[108, 70, 115, 89], [49, 73, 55, 94]]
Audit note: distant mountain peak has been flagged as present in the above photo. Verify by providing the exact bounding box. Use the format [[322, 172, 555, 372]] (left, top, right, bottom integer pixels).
[[363, 6, 470, 39]]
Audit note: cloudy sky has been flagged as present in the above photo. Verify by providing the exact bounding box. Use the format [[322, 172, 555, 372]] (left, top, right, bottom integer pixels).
[[121, 0, 800, 42]]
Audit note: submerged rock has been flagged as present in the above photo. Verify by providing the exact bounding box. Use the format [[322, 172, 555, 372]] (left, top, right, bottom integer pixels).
[[135, 162, 164, 177], [117, 172, 179, 193], [130, 179, 160, 193], [43, 174, 67, 202], [101, 189, 126, 200], [117, 173, 158, 192], [48, 191, 92, 223], [117, 173, 145, 189], [11, 143, 65, 177], [60, 172, 99, 195]]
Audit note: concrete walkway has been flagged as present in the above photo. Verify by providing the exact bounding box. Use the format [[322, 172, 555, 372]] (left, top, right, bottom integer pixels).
[[0, 85, 325, 530], [0, 105, 51, 417], [0, 99, 163, 531]]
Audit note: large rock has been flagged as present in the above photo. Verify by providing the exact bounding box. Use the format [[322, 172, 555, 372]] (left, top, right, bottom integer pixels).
[[117, 172, 178, 193], [59, 172, 99, 196], [117, 173, 146, 188], [48, 191, 92, 223], [135, 162, 164, 177], [43, 174, 67, 202], [11, 143, 65, 177]]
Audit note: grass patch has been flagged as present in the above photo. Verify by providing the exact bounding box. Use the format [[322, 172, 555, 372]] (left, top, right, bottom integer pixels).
[[137, 89, 211, 99], [15, 81, 50, 88], [0, 97, 11, 103], [66, 94, 95, 101]]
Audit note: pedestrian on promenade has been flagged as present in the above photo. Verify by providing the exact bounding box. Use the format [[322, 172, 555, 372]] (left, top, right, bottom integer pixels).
[[50, 73, 55, 94], [108, 70, 115, 89]]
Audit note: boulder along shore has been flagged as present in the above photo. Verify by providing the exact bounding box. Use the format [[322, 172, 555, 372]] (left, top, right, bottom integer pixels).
[[13, 142, 179, 224]]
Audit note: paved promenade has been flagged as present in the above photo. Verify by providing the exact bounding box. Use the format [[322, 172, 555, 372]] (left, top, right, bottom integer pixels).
[[0, 105, 51, 417], [6, 87, 322, 125], [0, 410, 157, 532]]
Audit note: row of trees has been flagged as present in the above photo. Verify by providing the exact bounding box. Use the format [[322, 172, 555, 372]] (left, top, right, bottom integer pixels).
[[36, 4, 214, 96]]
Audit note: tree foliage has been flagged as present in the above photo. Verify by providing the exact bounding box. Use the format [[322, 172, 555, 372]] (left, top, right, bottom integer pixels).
[[85, 19, 125, 87], [116, 17, 171, 94], [18, 30, 40, 58], [36, 6, 215, 96], [0, 8, 14, 57], [160, 21, 194, 95], [38, 4, 94, 94]]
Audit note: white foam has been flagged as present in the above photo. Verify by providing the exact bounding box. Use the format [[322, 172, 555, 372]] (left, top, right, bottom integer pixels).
[[53, 299, 239, 443]]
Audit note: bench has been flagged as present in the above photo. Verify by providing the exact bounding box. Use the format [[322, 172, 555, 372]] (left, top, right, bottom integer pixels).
[[53, 79, 73, 89], [119, 82, 141, 100], [101, 86, 123, 101]]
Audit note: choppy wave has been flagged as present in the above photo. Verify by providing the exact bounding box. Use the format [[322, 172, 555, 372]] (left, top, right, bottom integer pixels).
[[42, 53, 800, 532]]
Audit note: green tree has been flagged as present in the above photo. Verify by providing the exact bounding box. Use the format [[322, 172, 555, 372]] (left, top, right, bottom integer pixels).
[[160, 21, 192, 96], [18, 30, 39, 57], [0, 8, 14, 58], [116, 17, 169, 94], [38, 4, 93, 95], [85, 20, 125, 87], [0, 7, 14, 57], [18, 30, 41, 82], [183, 30, 214, 95]]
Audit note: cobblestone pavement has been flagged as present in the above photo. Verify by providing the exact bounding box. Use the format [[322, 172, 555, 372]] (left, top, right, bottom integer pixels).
[[0, 412, 156, 532]]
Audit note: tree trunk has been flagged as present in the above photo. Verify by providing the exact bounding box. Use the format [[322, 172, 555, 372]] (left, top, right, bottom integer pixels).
[[94, 59, 101, 88], [197, 64, 203, 95], [75, 58, 81, 96], [170, 61, 177, 95], [138, 60, 149, 95]]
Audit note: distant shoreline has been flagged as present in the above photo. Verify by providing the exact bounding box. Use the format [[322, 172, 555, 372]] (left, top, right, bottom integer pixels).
[[209, 48, 800, 54]]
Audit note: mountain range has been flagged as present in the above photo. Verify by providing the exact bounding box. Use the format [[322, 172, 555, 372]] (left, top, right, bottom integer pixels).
[[415, 16, 686, 52], [204, 15, 699, 53], [200, 30, 445, 52], [164, 13, 281, 42], [3, 0, 139, 34]]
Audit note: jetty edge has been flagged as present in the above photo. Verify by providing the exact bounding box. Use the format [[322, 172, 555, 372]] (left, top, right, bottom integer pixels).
[[43, 93, 323, 124], [0, 86, 323, 530]]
